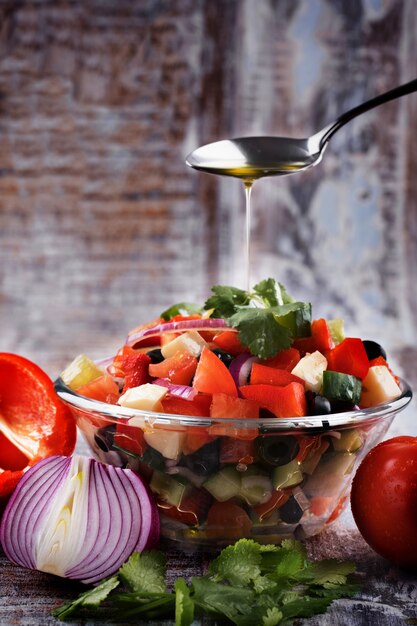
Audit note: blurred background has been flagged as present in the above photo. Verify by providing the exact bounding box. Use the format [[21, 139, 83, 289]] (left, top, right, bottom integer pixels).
[[0, 0, 416, 432]]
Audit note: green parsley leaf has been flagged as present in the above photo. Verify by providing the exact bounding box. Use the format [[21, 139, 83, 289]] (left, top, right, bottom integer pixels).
[[204, 285, 249, 318], [52, 576, 119, 620], [228, 307, 292, 359], [119, 550, 166, 593], [262, 606, 284, 626], [160, 302, 202, 321], [175, 578, 194, 626], [305, 559, 357, 587]]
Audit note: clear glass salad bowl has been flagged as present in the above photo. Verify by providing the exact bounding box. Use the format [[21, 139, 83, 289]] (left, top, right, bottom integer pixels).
[[54, 376, 412, 550]]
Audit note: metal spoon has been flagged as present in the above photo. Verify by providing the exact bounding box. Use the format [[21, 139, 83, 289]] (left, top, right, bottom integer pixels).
[[185, 78, 417, 181]]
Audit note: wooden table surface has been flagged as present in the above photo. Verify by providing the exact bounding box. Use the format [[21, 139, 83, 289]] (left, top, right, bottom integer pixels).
[[1, 513, 417, 626]]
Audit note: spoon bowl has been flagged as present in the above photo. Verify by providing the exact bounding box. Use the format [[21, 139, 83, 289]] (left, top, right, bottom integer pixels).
[[186, 78, 417, 181]]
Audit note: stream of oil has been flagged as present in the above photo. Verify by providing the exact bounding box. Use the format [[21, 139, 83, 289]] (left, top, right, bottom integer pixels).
[[203, 163, 304, 290]]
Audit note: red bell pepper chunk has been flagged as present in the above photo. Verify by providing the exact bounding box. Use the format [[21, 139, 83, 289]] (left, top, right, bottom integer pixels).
[[326, 337, 369, 380], [209, 393, 259, 440], [240, 382, 307, 418], [162, 394, 214, 454], [0, 353, 77, 501], [193, 347, 238, 397], [293, 318, 334, 355], [149, 350, 198, 386], [212, 331, 246, 355], [250, 362, 304, 387], [261, 347, 301, 371]]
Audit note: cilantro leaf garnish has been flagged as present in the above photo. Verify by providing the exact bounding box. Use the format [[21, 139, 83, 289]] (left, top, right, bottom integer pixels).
[[53, 539, 360, 625], [52, 576, 119, 620], [203, 278, 312, 359], [119, 550, 166, 593], [228, 307, 293, 359], [205, 285, 250, 318]]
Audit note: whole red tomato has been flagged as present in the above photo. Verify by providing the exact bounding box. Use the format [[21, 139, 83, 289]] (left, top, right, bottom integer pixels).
[[351, 436, 417, 569]]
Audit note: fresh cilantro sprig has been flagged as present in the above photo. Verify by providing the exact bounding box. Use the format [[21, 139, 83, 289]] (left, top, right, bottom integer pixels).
[[53, 539, 360, 625], [204, 278, 311, 359]]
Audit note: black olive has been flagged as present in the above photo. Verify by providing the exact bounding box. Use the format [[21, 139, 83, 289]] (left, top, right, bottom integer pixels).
[[362, 340, 387, 361], [146, 348, 164, 364], [94, 424, 116, 452], [313, 395, 332, 415], [211, 348, 234, 368], [255, 435, 300, 467], [279, 496, 304, 524], [182, 439, 221, 476]]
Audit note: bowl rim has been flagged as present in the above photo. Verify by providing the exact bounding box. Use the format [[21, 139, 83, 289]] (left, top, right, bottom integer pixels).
[[54, 375, 412, 431]]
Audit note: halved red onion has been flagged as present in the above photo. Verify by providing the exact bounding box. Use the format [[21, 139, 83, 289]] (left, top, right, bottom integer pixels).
[[126, 318, 229, 347], [0, 455, 159, 585], [152, 378, 197, 400], [229, 352, 259, 387]]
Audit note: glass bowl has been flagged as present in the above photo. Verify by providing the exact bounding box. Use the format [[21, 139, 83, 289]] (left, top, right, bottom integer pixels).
[[54, 376, 412, 550]]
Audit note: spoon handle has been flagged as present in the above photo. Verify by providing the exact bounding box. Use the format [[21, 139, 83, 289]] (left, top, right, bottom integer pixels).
[[318, 78, 417, 149]]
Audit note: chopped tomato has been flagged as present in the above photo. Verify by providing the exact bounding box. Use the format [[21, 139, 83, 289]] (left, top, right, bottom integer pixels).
[[250, 363, 304, 387], [149, 351, 198, 386], [252, 489, 289, 522], [326, 495, 349, 524], [110, 345, 137, 377], [293, 319, 334, 355], [206, 500, 252, 539], [262, 347, 301, 371], [220, 438, 256, 464], [209, 393, 259, 440], [193, 347, 238, 397], [240, 382, 307, 418], [158, 487, 212, 527], [183, 426, 216, 455], [326, 337, 369, 380], [114, 420, 147, 456], [212, 331, 246, 355], [310, 495, 334, 517], [0, 353, 77, 500], [76, 373, 120, 403], [120, 353, 151, 391]]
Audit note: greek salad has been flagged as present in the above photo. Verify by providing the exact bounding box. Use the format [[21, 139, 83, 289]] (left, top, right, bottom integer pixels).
[[60, 278, 403, 544]]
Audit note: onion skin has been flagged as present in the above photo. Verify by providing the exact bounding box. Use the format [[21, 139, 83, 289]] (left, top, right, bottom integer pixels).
[[0, 455, 160, 584]]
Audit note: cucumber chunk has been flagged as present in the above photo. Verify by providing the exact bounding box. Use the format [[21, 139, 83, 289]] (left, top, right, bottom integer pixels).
[[239, 474, 273, 506], [150, 471, 191, 507], [272, 459, 303, 489], [322, 370, 362, 404], [203, 466, 241, 502]]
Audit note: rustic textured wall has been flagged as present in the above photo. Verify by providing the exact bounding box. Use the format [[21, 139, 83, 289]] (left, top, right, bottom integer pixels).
[[0, 0, 416, 433]]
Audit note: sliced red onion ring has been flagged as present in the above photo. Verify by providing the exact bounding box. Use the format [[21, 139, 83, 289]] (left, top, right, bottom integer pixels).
[[229, 352, 259, 388], [152, 378, 197, 400], [126, 318, 229, 347], [0, 455, 159, 584]]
